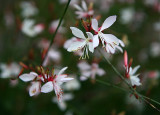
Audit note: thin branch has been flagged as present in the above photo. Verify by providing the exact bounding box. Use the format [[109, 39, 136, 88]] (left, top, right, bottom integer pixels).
[[42, 0, 71, 64], [95, 79, 130, 93]]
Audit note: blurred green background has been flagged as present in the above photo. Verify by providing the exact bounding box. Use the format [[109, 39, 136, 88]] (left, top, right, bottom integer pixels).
[[0, 0, 160, 115]]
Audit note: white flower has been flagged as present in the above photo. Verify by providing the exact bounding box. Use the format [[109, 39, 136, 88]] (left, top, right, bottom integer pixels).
[[22, 19, 44, 37], [19, 72, 42, 96], [67, 27, 94, 59], [63, 75, 81, 91], [150, 42, 160, 57], [41, 67, 74, 102], [74, 0, 94, 19], [19, 72, 38, 82], [29, 81, 41, 96], [78, 61, 105, 81], [42, 48, 62, 67], [52, 93, 74, 111], [64, 37, 83, 56], [0, 62, 21, 78], [91, 16, 124, 54], [120, 7, 135, 24], [129, 65, 141, 86], [20, 1, 38, 18]]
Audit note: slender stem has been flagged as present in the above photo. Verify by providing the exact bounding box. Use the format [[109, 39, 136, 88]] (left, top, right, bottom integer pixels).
[[98, 49, 160, 111], [95, 79, 129, 93], [140, 94, 160, 106], [42, 0, 71, 64], [99, 49, 134, 90]]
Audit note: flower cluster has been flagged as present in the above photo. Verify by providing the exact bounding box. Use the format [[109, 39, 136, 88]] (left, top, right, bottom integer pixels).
[[19, 66, 73, 102], [124, 51, 141, 86], [66, 15, 125, 59]]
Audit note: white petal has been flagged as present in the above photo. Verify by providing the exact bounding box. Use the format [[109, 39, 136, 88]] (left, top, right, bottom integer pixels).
[[77, 61, 91, 71], [70, 27, 86, 39], [30, 72, 38, 76], [107, 45, 116, 54], [82, 0, 87, 11], [130, 76, 141, 86], [119, 40, 125, 47], [82, 70, 91, 77], [19, 73, 36, 82], [58, 67, 68, 76], [67, 41, 86, 52], [74, 4, 83, 11], [80, 76, 88, 81], [97, 68, 106, 76], [29, 82, 40, 96], [56, 74, 74, 85], [130, 65, 140, 75], [115, 45, 123, 53], [88, 42, 94, 53], [53, 83, 63, 102], [93, 35, 99, 48], [100, 15, 117, 31], [61, 77, 74, 83], [41, 81, 53, 93], [103, 34, 119, 44], [86, 32, 93, 39], [91, 19, 98, 32]]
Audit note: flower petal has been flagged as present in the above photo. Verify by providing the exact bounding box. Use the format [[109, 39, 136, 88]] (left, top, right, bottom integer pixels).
[[103, 34, 119, 44], [100, 15, 117, 31], [82, 0, 87, 11], [130, 65, 140, 75], [53, 82, 63, 102], [93, 35, 99, 48], [58, 67, 68, 76], [130, 76, 141, 86], [78, 61, 91, 71], [41, 81, 53, 93], [119, 40, 125, 47], [86, 32, 93, 39], [115, 45, 123, 53], [88, 42, 94, 53], [107, 45, 116, 54], [67, 41, 86, 52], [19, 73, 36, 82], [91, 19, 98, 32], [70, 27, 86, 39], [29, 82, 40, 96], [74, 4, 83, 11], [97, 68, 106, 76]]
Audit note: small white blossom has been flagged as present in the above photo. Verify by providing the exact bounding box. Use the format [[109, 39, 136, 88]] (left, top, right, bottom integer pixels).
[[20, 1, 38, 18], [52, 93, 74, 111], [78, 61, 105, 81], [41, 67, 74, 102], [91, 16, 124, 54], [129, 65, 141, 86], [42, 48, 62, 67], [0, 62, 21, 78], [124, 51, 141, 86], [67, 27, 94, 59], [120, 7, 135, 24], [22, 19, 44, 37], [74, 0, 94, 19]]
